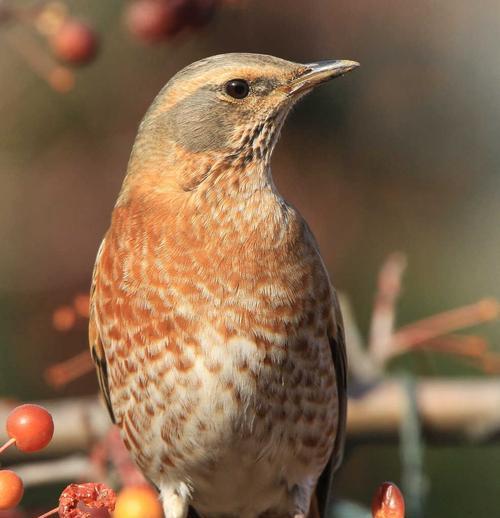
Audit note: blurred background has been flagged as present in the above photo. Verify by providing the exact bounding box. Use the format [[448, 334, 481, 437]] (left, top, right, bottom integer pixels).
[[1, 0, 499, 516]]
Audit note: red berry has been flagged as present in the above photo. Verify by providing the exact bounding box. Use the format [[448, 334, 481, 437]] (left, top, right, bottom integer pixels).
[[0, 471, 23, 510], [58, 483, 116, 517], [371, 482, 405, 518], [6, 404, 54, 453], [124, 0, 186, 43], [50, 19, 99, 65]]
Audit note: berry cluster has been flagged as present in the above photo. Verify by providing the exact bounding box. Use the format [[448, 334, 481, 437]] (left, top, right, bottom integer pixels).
[[0, 404, 54, 511], [0, 403, 164, 517], [0, 0, 240, 91], [1, 0, 236, 65], [0, 405, 405, 517]]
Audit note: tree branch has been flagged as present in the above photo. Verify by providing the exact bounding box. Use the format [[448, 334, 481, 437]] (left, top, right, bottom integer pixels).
[[349, 378, 500, 442]]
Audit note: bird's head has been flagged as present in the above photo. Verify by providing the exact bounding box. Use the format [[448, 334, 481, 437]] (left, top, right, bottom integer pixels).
[[125, 53, 358, 194]]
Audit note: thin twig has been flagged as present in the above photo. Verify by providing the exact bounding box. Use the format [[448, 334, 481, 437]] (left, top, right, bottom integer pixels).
[[338, 293, 380, 383], [45, 350, 94, 388], [36, 508, 58, 518], [2, 25, 74, 92], [392, 298, 499, 353], [0, 437, 16, 455], [368, 252, 407, 367]]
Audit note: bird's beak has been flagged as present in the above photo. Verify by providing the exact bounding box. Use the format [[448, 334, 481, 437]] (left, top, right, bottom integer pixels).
[[288, 59, 359, 96]]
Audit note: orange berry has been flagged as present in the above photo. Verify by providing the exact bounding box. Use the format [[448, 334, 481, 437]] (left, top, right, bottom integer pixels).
[[371, 481, 405, 518], [52, 305, 76, 332], [50, 19, 98, 65], [6, 404, 54, 453], [113, 485, 163, 518], [0, 471, 23, 510]]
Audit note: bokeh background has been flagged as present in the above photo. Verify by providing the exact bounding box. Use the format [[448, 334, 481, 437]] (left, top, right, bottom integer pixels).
[[1, 1, 499, 516]]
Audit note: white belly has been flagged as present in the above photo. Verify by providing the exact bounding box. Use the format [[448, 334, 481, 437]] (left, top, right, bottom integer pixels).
[[126, 332, 339, 517]]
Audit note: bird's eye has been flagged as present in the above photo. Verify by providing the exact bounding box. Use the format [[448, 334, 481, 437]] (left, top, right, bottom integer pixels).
[[225, 79, 249, 99]]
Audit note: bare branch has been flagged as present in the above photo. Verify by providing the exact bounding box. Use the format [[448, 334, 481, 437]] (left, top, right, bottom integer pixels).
[[338, 293, 380, 383], [392, 298, 500, 353], [13, 455, 97, 487], [349, 378, 500, 442], [368, 252, 407, 367]]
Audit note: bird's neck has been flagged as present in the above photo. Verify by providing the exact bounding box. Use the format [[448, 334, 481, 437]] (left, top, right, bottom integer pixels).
[[190, 159, 290, 242], [115, 145, 293, 248]]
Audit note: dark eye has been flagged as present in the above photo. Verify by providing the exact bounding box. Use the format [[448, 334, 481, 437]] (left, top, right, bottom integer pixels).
[[225, 79, 249, 99]]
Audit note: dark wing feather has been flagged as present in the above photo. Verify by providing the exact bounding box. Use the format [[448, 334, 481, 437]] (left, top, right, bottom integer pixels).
[[89, 313, 115, 424], [88, 238, 116, 424], [315, 292, 347, 517]]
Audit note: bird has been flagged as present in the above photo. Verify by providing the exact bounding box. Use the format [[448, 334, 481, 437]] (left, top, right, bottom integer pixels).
[[89, 53, 358, 518]]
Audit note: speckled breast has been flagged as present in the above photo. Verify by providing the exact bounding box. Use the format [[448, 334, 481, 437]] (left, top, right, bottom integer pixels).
[[92, 193, 339, 500]]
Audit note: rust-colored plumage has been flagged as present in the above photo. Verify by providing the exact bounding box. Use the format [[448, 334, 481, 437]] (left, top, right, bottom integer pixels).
[[90, 53, 358, 518]]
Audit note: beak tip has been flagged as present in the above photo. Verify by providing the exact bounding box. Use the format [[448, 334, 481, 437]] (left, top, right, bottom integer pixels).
[[289, 58, 360, 94], [346, 60, 361, 71], [329, 59, 360, 76], [303, 59, 360, 77]]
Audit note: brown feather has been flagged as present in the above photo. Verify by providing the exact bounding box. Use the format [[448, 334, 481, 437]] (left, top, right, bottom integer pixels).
[[315, 292, 347, 516]]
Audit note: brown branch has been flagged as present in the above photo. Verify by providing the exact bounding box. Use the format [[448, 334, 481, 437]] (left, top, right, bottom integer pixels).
[[391, 298, 500, 353], [348, 378, 500, 442], [45, 350, 94, 388]]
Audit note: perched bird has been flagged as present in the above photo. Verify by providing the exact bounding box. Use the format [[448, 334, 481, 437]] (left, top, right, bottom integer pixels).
[[89, 53, 358, 518]]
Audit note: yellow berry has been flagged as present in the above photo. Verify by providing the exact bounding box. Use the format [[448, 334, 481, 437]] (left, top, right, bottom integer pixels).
[[113, 485, 163, 518]]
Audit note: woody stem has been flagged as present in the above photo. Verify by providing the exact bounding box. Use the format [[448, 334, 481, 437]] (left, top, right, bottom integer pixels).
[[0, 437, 16, 455]]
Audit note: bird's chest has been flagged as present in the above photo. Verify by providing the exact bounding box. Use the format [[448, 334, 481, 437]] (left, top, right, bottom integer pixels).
[[95, 206, 337, 493]]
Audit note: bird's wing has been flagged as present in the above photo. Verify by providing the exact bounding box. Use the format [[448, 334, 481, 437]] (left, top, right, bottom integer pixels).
[[88, 238, 116, 424], [314, 291, 347, 517]]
